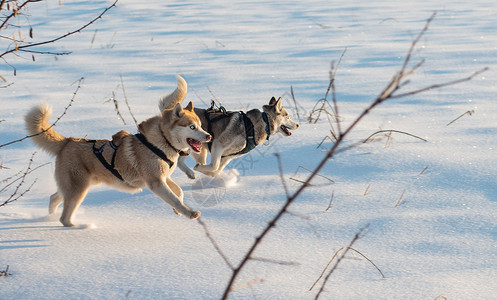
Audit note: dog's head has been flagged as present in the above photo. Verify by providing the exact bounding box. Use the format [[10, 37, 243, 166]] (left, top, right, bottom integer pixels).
[[263, 97, 299, 136], [161, 101, 211, 153]]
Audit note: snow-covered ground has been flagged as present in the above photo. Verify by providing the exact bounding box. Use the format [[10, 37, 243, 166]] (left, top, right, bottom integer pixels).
[[1, 0, 496, 299]]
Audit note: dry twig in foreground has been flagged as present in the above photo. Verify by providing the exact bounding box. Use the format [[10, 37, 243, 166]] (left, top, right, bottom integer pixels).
[[312, 225, 373, 299], [213, 13, 487, 299]]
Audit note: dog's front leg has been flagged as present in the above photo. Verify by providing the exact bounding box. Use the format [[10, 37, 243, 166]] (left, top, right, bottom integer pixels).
[[147, 178, 200, 219], [177, 155, 196, 179], [194, 143, 222, 175]]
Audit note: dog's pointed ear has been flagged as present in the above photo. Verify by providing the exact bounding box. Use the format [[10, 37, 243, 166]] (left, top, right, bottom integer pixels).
[[172, 103, 184, 118], [184, 101, 194, 112], [275, 97, 283, 112], [269, 97, 277, 105]]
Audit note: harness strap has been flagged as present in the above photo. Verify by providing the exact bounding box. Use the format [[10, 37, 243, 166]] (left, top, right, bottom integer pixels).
[[203, 108, 270, 157], [92, 142, 124, 181], [223, 111, 257, 158], [204, 110, 214, 152], [261, 112, 271, 141], [204, 106, 231, 152], [134, 133, 174, 168]]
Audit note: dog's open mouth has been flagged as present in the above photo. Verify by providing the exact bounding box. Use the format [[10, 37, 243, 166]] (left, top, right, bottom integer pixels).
[[187, 138, 202, 152], [280, 125, 292, 136]]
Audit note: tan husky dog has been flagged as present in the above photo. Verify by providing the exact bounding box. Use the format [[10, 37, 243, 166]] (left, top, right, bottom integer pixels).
[[25, 79, 211, 227], [159, 75, 299, 178]]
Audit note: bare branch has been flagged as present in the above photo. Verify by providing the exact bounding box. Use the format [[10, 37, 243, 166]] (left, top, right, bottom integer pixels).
[[0, 162, 50, 194], [0, 152, 37, 207], [0, 0, 119, 60], [0, 77, 83, 149], [312, 225, 374, 299], [221, 13, 486, 299], [0, 0, 41, 31], [197, 218, 234, 270], [389, 67, 488, 100], [310, 240, 385, 293]]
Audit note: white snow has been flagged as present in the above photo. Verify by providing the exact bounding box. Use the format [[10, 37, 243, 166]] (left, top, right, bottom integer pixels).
[[1, 0, 496, 299]]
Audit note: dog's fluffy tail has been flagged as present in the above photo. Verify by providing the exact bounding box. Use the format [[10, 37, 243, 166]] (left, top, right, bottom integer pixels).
[[158, 75, 187, 111], [25, 104, 68, 156]]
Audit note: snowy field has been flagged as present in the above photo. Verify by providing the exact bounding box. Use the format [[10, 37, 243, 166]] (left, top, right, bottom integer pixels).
[[1, 0, 496, 299]]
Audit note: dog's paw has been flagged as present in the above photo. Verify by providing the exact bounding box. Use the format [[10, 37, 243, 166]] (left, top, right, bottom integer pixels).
[[186, 170, 197, 180], [189, 210, 201, 219], [173, 208, 182, 216]]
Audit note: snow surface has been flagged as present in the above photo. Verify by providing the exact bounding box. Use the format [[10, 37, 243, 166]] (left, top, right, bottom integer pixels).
[[1, 0, 496, 299]]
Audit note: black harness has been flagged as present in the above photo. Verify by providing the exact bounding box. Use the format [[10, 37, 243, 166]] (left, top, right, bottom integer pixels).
[[134, 133, 176, 168], [91, 133, 180, 181], [92, 140, 123, 181], [203, 104, 271, 158]]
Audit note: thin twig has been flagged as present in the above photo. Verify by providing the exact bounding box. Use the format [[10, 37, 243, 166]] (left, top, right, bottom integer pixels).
[[363, 129, 428, 143], [308, 48, 346, 126], [197, 218, 234, 270], [120, 75, 138, 128], [0, 152, 37, 207], [330, 60, 341, 136], [206, 86, 222, 106], [313, 225, 372, 299], [0, 77, 83, 149], [250, 257, 300, 266], [107, 91, 126, 125], [325, 191, 334, 212], [364, 184, 371, 196], [0, 162, 50, 194], [289, 165, 335, 187], [395, 189, 407, 207], [389, 67, 488, 100], [310, 239, 385, 292], [290, 85, 301, 125], [419, 166, 429, 176], [446, 110, 474, 126], [316, 135, 335, 150], [0, 0, 119, 59], [0, 0, 40, 31], [275, 153, 289, 198]]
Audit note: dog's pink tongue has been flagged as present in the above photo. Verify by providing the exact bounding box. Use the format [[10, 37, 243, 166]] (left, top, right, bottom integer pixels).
[[187, 138, 202, 152], [281, 125, 292, 136]]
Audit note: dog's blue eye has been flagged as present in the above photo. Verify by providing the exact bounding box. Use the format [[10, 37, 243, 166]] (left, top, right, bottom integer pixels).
[[190, 125, 195, 130]]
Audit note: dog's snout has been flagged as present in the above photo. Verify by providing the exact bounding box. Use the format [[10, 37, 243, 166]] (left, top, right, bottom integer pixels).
[[295, 123, 300, 129], [206, 134, 212, 142]]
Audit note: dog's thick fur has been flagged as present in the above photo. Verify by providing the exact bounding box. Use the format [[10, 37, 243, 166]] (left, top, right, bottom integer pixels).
[[159, 76, 299, 178], [25, 78, 211, 227]]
